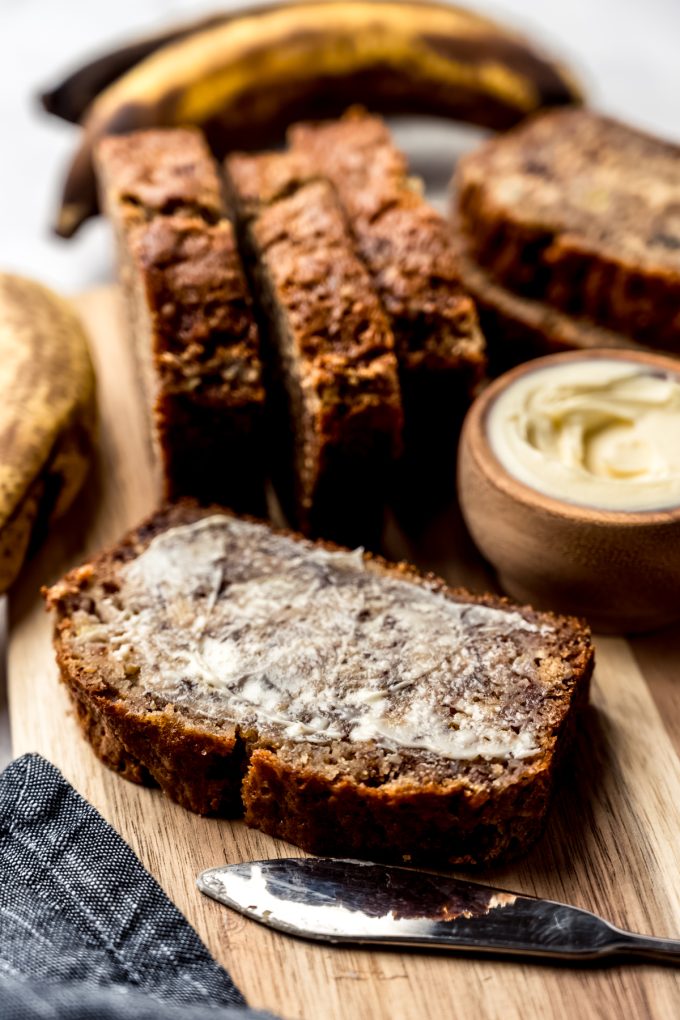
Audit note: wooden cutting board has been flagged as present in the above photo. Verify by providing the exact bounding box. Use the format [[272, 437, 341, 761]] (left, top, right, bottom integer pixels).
[[9, 286, 680, 1020]]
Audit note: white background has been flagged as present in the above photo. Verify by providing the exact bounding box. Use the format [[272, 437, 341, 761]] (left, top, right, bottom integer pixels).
[[1, 0, 679, 292]]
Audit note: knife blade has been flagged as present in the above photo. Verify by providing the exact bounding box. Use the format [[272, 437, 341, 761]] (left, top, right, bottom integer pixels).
[[197, 857, 680, 964]]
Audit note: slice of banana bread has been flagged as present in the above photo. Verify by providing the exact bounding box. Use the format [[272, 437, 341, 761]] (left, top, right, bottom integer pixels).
[[454, 108, 680, 360], [44, 501, 593, 866], [289, 109, 486, 468], [95, 128, 265, 512], [224, 149, 403, 546]]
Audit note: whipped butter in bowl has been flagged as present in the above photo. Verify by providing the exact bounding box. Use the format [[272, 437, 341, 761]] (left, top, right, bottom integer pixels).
[[458, 350, 680, 633], [487, 359, 680, 512]]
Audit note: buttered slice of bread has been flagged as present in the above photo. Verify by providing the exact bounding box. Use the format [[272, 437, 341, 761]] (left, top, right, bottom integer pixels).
[[45, 502, 593, 865]]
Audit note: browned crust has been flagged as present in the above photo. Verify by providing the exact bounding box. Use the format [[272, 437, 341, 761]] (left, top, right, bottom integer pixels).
[[95, 128, 265, 511], [241, 702, 577, 865], [44, 500, 594, 865], [452, 229, 646, 376], [290, 110, 485, 377], [224, 149, 403, 545], [455, 108, 680, 351], [96, 129, 225, 224]]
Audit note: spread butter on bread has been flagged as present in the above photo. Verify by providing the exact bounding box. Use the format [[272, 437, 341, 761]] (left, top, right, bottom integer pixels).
[[45, 502, 593, 865]]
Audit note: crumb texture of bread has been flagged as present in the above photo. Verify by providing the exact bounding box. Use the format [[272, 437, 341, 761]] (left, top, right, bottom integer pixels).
[[95, 128, 265, 511], [45, 503, 594, 865], [224, 149, 403, 545], [290, 109, 486, 471], [455, 109, 680, 355]]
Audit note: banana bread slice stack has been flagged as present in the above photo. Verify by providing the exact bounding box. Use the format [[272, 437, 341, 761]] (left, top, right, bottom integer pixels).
[[452, 108, 680, 373], [45, 502, 593, 865], [290, 109, 486, 467], [95, 128, 266, 512], [224, 149, 403, 546]]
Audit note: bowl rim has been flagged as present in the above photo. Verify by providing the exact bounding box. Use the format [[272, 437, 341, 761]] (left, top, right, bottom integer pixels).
[[465, 347, 680, 526]]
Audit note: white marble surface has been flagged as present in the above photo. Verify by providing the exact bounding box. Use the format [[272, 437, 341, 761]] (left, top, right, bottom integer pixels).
[[0, 0, 679, 764]]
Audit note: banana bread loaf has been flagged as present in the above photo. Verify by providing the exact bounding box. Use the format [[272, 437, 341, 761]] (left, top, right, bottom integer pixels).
[[224, 149, 403, 546], [453, 108, 680, 370], [45, 501, 593, 866], [95, 128, 265, 512]]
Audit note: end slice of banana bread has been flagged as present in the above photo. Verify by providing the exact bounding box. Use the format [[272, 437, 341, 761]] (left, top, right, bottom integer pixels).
[[45, 502, 593, 866], [95, 128, 266, 512]]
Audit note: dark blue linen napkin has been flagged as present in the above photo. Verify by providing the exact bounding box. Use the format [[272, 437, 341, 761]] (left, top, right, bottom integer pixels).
[[0, 753, 277, 1019]]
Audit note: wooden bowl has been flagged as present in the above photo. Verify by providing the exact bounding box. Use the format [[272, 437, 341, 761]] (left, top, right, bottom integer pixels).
[[457, 349, 680, 634]]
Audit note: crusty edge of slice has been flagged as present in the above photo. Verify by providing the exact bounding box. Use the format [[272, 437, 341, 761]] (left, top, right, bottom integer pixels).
[[289, 110, 487, 485], [452, 228, 644, 376]]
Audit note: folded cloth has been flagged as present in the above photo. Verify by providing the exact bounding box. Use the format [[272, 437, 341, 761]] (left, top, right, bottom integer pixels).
[[0, 754, 277, 1019]]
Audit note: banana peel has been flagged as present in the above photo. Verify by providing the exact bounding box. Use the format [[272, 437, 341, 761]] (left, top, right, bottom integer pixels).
[[52, 0, 583, 239]]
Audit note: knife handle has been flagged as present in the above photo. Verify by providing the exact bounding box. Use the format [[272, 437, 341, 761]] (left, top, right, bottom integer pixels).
[[613, 930, 680, 963]]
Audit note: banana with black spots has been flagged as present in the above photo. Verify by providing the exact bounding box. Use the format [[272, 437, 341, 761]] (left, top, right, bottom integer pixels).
[[0, 275, 96, 591], [52, 0, 583, 238]]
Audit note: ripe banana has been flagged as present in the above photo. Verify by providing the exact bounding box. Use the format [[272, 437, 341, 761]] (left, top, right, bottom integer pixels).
[[53, 0, 583, 238], [0, 274, 96, 592]]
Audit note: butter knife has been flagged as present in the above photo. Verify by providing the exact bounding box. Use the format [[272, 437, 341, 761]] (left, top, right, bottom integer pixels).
[[197, 857, 680, 964]]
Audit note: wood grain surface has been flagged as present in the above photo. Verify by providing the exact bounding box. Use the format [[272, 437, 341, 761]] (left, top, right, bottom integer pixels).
[[8, 286, 680, 1020]]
